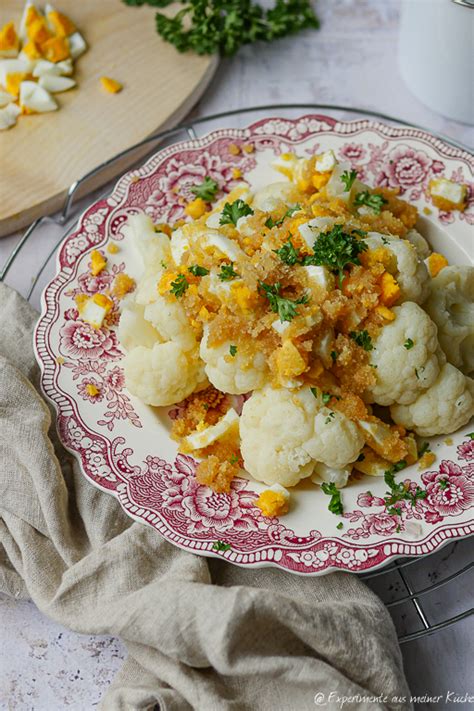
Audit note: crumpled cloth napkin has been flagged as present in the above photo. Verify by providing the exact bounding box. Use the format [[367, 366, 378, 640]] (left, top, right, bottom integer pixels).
[[0, 282, 413, 711]]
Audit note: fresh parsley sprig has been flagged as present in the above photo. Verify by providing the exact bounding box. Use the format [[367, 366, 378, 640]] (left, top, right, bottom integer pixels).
[[273, 238, 302, 266], [265, 204, 301, 229], [218, 262, 240, 281], [304, 224, 368, 287], [340, 169, 357, 191], [349, 329, 373, 352], [188, 264, 209, 277], [321, 482, 343, 515], [259, 281, 308, 322], [123, 0, 320, 57], [170, 273, 189, 297], [354, 190, 388, 215], [191, 176, 219, 202], [220, 199, 253, 226]]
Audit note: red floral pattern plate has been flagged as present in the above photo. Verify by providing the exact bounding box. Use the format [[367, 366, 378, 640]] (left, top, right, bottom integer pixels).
[[34, 115, 474, 575]]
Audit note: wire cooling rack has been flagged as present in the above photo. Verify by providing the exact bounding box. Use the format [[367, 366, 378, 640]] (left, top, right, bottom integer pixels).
[[1, 104, 472, 644]]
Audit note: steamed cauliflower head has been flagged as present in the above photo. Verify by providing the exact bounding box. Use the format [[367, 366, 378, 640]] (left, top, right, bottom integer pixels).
[[424, 266, 474, 377], [239, 386, 364, 487], [252, 181, 300, 212], [126, 213, 171, 268], [366, 301, 442, 406], [391, 363, 474, 437], [199, 324, 268, 394], [123, 341, 206, 407], [365, 232, 429, 304], [118, 300, 162, 352]]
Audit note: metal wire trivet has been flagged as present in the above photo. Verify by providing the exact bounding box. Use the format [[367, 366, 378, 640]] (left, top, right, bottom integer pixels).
[[1, 104, 472, 644]]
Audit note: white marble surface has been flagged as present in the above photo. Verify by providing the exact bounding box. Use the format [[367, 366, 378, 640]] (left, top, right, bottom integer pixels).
[[1, 1, 473, 708]]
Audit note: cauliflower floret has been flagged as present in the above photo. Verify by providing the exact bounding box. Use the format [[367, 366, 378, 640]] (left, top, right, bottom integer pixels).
[[144, 296, 197, 352], [391, 363, 474, 437], [240, 386, 316, 486], [118, 299, 162, 352], [199, 325, 268, 394], [240, 386, 364, 486], [405, 228, 431, 260], [424, 266, 474, 376], [366, 302, 442, 406], [365, 232, 430, 304], [123, 341, 205, 407], [126, 213, 171, 268], [252, 181, 299, 212]]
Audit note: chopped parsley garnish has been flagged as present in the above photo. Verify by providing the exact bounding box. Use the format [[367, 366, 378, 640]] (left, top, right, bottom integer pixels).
[[330, 350, 337, 362], [218, 262, 239, 281], [190, 176, 218, 201], [340, 169, 357, 191], [321, 482, 343, 515], [274, 238, 302, 266], [415, 366, 425, 380], [259, 281, 309, 322], [325, 412, 335, 424], [304, 224, 368, 287], [418, 442, 431, 457], [229, 344, 237, 357], [160, 260, 168, 269], [349, 329, 373, 351], [336, 522, 344, 530], [383, 462, 427, 514], [229, 454, 239, 464], [188, 264, 209, 277], [170, 273, 189, 297], [354, 190, 388, 215], [265, 204, 301, 229], [321, 392, 331, 405], [219, 199, 253, 226], [404, 338, 414, 350], [357, 452, 365, 462], [212, 540, 231, 551], [310, 387, 318, 399]]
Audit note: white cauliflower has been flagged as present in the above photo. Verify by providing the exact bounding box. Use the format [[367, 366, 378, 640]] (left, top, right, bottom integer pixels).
[[391, 363, 474, 437], [144, 296, 197, 352], [126, 213, 172, 268], [424, 266, 474, 376], [240, 386, 316, 486], [118, 300, 162, 352], [405, 228, 431, 260], [366, 301, 442, 406], [252, 181, 299, 212], [123, 341, 206, 407], [199, 325, 268, 394], [365, 232, 430, 304], [239, 386, 364, 487]]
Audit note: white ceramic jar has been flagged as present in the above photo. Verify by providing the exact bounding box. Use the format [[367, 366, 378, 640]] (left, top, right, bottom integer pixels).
[[398, 0, 474, 124]]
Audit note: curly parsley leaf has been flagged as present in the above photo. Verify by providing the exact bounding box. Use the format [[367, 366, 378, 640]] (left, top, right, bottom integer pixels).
[[304, 224, 368, 287], [190, 176, 219, 202], [321, 392, 332, 405], [259, 281, 309, 322], [170, 273, 189, 297], [321, 482, 343, 515], [349, 329, 373, 352], [229, 344, 237, 357], [383, 461, 427, 514], [273, 238, 302, 266], [265, 204, 301, 229], [212, 540, 231, 551], [218, 262, 240, 281], [404, 338, 414, 350], [418, 442, 431, 457], [340, 169, 357, 191], [354, 190, 388, 215], [219, 199, 254, 226], [188, 264, 209, 277]]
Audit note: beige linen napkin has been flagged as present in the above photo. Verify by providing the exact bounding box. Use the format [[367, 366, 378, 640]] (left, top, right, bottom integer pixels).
[[0, 282, 413, 711]]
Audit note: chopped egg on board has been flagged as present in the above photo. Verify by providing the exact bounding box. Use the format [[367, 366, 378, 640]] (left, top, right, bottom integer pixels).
[[76, 293, 113, 329], [33, 58, 63, 76], [45, 4, 76, 37], [0, 21, 20, 58], [185, 408, 239, 450], [429, 178, 468, 212], [67, 31, 87, 59], [0, 58, 32, 84], [255, 484, 290, 517], [39, 73, 75, 92], [0, 89, 15, 107], [20, 79, 57, 112], [19, 2, 42, 41], [0, 102, 21, 129]]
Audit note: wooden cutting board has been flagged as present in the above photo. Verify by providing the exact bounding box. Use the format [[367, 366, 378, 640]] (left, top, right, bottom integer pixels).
[[0, 1, 218, 237]]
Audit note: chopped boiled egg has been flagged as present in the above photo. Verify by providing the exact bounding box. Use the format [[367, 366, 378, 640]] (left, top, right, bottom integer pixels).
[[41, 36, 69, 62], [315, 149, 337, 173], [45, 5, 76, 37], [0, 21, 20, 58], [112, 273, 136, 299], [100, 76, 123, 94], [68, 31, 87, 59], [19, 40, 42, 61], [32, 58, 61, 76], [298, 217, 335, 249], [184, 197, 207, 219], [311, 462, 351, 489], [39, 73, 75, 92], [425, 252, 449, 278], [27, 16, 52, 45], [272, 152, 299, 180], [185, 408, 239, 450], [201, 231, 243, 261], [304, 264, 335, 291], [255, 484, 290, 518], [20, 79, 57, 112], [429, 178, 468, 212], [0, 58, 32, 84], [0, 102, 21, 130], [353, 448, 391, 478], [90, 249, 107, 276], [19, 3, 43, 41], [0, 89, 15, 107], [76, 293, 113, 329]]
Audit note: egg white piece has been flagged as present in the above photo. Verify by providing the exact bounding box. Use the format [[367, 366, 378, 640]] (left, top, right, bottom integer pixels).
[[19, 1, 41, 41], [185, 408, 239, 450], [304, 265, 334, 291], [430, 178, 465, 204], [0, 102, 21, 130], [298, 217, 335, 249], [68, 31, 87, 59], [39, 74, 76, 93], [20, 80, 57, 112], [32, 59, 62, 77], [0, 58, 32, 85], [0, 89, 15, 107], [315, 150, 337, 173], [56, 58, 73, 75], [311, 462, 351, 489]]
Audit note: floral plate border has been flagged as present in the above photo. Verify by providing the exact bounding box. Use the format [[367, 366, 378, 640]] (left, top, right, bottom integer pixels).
[[34, 114, 474, 575]]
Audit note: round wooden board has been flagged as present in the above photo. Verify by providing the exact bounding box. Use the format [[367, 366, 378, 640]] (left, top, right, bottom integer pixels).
[[0, 1, 218, 237]]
